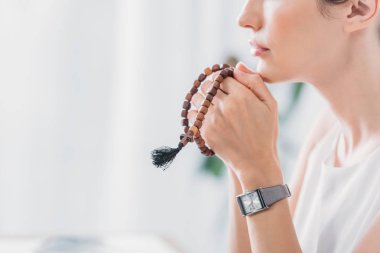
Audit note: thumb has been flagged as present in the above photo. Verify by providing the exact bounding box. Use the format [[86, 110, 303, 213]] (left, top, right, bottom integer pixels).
[[233, 67, 276, 109], [235, 61, 257, 74]]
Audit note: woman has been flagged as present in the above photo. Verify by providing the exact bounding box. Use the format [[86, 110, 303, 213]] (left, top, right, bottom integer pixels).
[[187, 0, 380, 252]]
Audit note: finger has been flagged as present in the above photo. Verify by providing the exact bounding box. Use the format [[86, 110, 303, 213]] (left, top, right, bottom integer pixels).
[[200, 80, 228, 102], [200, 80, 213, 96], [188, 108, 214, 126], [235, 61, 258, 74], [234, 62, 266, 100], [233, 67, 276, 107], [211, 71, 230, 94], [217, 76, 237, 95], [211, 70, 221, 81], [187, 110, 197, 125], [191, 92, 214, 111], [236, 62, 278, 154]]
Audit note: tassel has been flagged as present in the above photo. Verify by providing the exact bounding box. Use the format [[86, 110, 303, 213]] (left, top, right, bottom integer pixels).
[[151, 142, 184, 170]]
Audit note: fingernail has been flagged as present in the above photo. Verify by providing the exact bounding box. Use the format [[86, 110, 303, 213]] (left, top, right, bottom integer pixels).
[[235, 61, 243, 68]]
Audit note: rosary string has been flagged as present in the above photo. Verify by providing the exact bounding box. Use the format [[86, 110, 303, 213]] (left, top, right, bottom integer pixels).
[[151, 63, 235, 170]]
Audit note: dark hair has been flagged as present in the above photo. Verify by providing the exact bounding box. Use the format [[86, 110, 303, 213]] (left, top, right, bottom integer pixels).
[[317, 0, 380, 38]]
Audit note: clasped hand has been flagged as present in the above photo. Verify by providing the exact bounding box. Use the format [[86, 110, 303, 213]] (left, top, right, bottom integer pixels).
[[188, 62, 281, 180]]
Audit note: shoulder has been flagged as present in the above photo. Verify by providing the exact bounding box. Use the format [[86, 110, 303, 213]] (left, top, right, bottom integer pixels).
[[289, 106, 337, 218]]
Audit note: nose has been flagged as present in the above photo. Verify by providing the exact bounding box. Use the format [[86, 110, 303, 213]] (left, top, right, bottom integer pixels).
[[236, 0, 263, 31]]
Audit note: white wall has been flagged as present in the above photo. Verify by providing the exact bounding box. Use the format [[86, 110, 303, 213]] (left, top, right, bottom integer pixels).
[[0, 1, 327, 252]]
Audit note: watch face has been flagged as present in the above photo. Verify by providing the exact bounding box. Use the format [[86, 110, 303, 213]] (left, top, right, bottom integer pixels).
[[242, 191, 263, 213]]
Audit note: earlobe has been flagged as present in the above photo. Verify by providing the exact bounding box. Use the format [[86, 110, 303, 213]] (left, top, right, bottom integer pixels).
[[343, 0, 378, 33]]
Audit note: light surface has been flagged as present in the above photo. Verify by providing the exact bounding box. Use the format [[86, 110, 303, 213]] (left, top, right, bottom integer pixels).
[[0, 234, 181, 253]]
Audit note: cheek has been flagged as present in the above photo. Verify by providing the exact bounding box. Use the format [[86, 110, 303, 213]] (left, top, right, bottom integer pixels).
[[259, 0, 329, 82]]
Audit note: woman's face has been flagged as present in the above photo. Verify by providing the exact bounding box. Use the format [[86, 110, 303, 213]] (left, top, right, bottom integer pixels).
[[237, 0, 347, 84]]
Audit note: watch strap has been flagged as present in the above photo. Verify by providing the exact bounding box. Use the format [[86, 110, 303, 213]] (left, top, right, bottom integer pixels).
[[260, 184, 291, 207]]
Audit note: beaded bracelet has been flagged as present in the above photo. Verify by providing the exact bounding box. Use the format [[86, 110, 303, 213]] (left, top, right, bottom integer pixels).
[[151, 63, 235, 171]]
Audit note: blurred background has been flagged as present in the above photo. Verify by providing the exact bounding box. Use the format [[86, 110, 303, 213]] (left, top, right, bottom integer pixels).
[[0, 0, 328, 252]]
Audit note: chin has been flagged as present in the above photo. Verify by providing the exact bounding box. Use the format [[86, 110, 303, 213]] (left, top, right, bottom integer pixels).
[[256, 62, 301, 84], [256, 65, 284, 84]]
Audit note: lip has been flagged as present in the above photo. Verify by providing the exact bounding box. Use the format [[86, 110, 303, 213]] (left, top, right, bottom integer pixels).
[[250, 47, 270, 57], [249, 39, 269, 50], [249, 39, 270, 57]]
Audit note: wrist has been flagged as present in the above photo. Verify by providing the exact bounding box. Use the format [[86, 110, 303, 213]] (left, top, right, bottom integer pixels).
[[227, 168, 243, 192], [236, 167, 284, 192]]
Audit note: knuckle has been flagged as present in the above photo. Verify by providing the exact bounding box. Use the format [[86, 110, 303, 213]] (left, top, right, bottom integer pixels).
[[190, 93, 203, 108], [251, 74, 262, 83], [273, 100, 278, 108], [201, 127, 211, 143], [269, 100, 278, 111], [228, 93, 240, 104], [221, 102, 233, 116], [212, 70, 222, 80], [203, 129, 215, 147]]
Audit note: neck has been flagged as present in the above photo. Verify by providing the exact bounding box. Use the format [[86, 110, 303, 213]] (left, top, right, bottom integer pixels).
[[308, 31, 380, 153]]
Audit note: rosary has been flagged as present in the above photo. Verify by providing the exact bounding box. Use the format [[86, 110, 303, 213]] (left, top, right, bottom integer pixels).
[[151, 63, 234, 171]]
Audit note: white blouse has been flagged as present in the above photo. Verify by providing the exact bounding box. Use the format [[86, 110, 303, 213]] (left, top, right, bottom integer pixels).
[[292, 122, 380, 252]]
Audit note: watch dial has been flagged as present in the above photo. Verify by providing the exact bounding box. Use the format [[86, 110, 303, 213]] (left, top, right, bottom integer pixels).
[[242, 192, 262, 213]]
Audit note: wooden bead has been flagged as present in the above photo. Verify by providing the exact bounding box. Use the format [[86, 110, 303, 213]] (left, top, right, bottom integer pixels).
[[183, 101, 191, 110], [201, 100, 211, 108], [220, 69, 229, 78], [185, 92, 192, 101], [197, 138, 205, 147], [189, 126, 199, 136], [194, 120, 202, 128], [226, 68, 234, 76], [204, 67, 212, 76], [212, 64, 220, 72], [204, 149, 212, 156], [201, 149, 209, 155], [181, 110, 188, 117], [181, 136, 189, 145], [213, 81, 220, 89], [198, 73, 206, 82], [207, 87, 217, 96], [180, 133, 186, 140], [216, 75, 224, 82], [194, 80, 201, 88], [184, 126, 189, 133], [182, 118, 189, 126], [190, 87, 198, 95], [222, 64, 230, 69], [200, 146, 208, 152], [196, 136, 203, 143], [194, 130, 200, 138], [205, 94, 213, 102], [200, 106, 208, 114], [196, 112, 205, 121]]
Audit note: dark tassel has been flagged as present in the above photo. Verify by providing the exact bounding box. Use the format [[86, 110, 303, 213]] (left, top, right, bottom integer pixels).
[[151, 142, 184, 170]]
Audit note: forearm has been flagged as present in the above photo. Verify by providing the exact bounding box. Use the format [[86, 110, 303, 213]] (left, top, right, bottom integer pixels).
[[227, 168, 251, 253], [227, 168, 252, 253], [237, 164, 302, 253]]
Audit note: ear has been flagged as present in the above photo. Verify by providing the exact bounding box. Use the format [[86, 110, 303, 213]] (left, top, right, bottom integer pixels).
[[343, 0, 379, 33]]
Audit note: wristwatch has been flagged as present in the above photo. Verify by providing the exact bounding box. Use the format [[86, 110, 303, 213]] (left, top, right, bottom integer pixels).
[[236, 184, 291, 216]]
